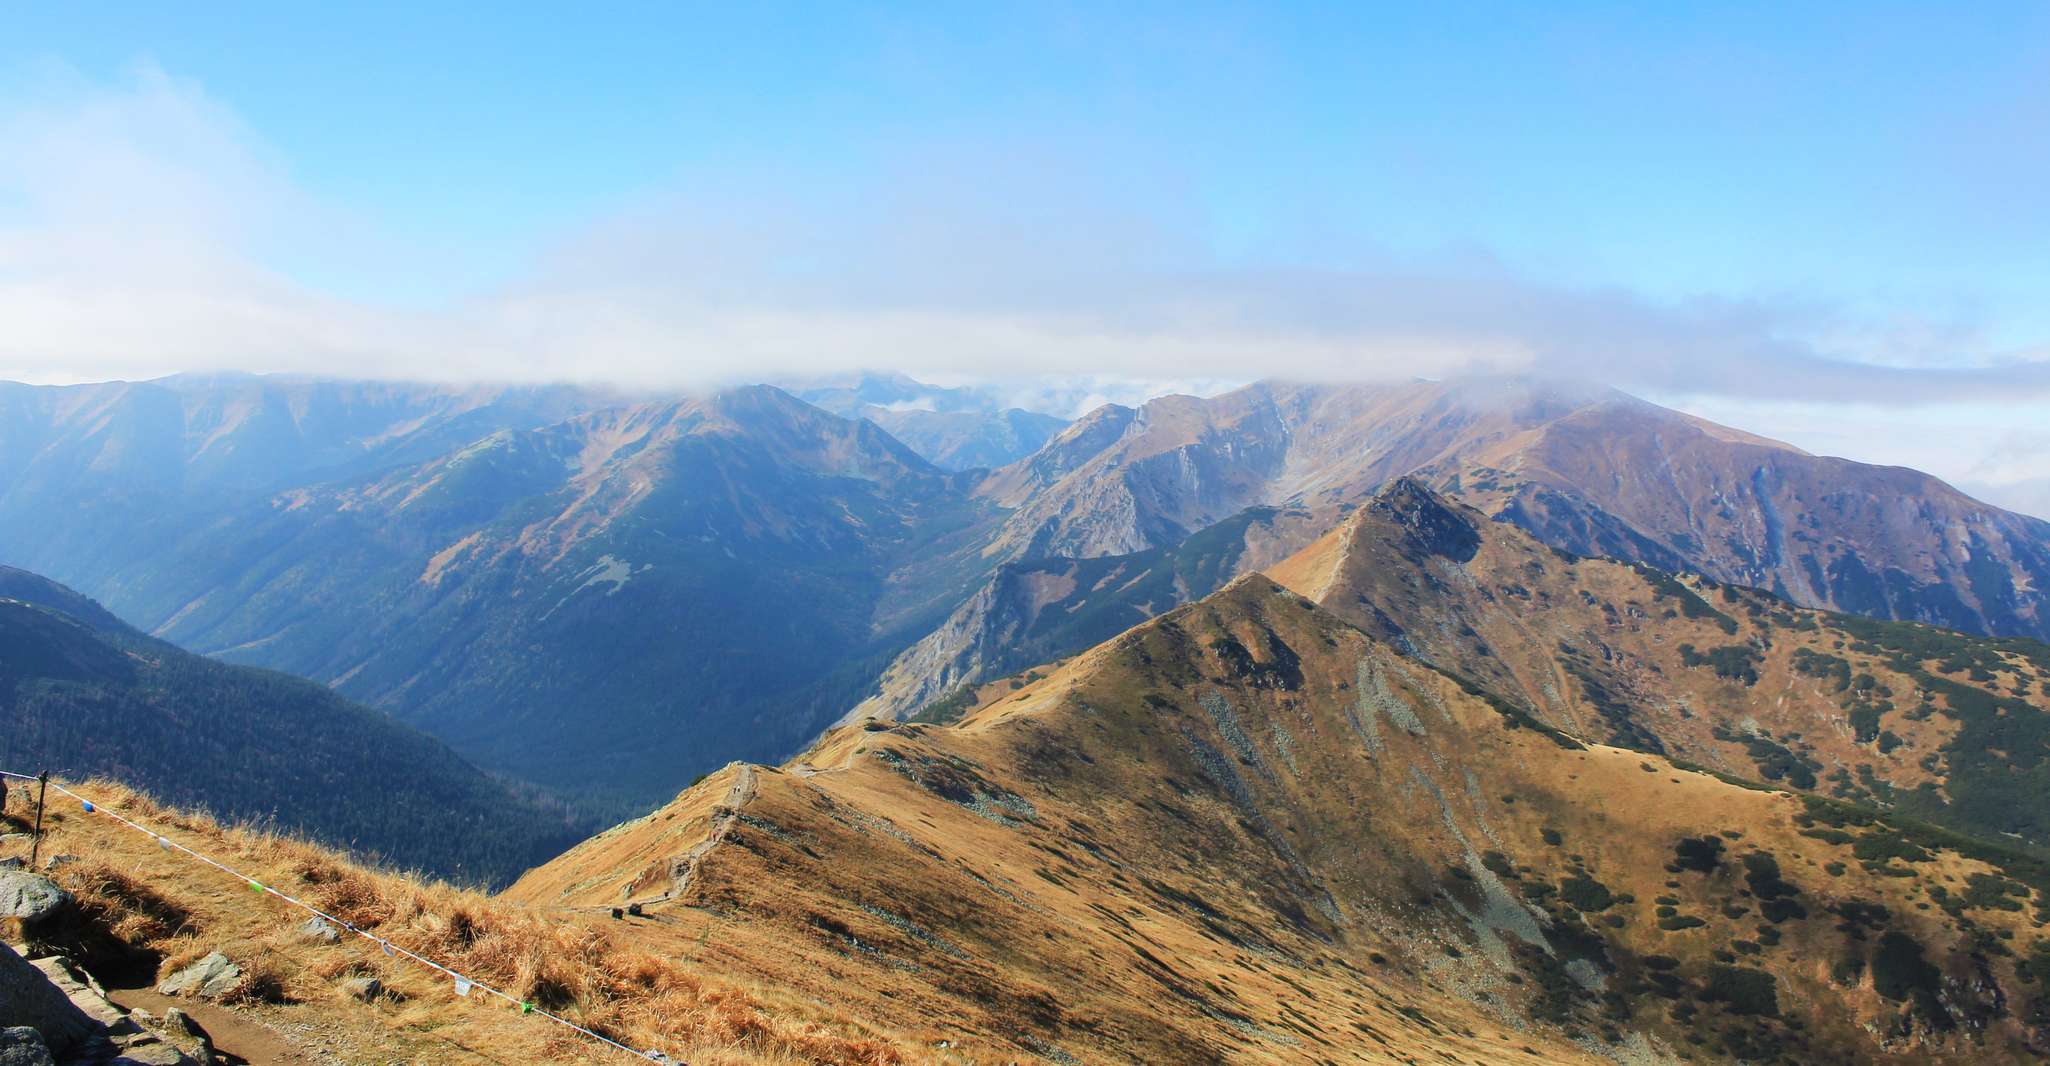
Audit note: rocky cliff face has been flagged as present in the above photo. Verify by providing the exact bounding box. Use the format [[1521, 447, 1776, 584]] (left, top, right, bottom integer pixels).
[[977, 390, 1296, 558], [787, 370, 1073, 470], [844, 406, 1069, 470]]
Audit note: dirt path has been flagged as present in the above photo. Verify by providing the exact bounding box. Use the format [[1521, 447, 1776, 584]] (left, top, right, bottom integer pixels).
[[106, 986, 320, 1066], [661, 763, 757, 901]]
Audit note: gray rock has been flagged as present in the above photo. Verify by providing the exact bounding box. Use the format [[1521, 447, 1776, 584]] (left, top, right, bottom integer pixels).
[[108, 1041, 202, 1065], [0, 1027, 55, 1066], [3, 947, 208, 1065], [30, 955, 128, 1030], [156, 1009, 215, 1064], [108, 1043, 202, 1065], [37, 856, 76, 873], [0, 859, 22, 871], [0, 872, 69, 924], [154, 954, 239, 1000], [297, 916, 339, 944], [340, 976, 383, 1002], [0, 944, 94, 1056]]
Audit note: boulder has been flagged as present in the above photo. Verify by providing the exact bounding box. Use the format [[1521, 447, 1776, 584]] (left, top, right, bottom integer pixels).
[[107, 1040, 203, 1065], [0, 1027, 55, 1066], [154, 954, 240, 1000], [0, 943, 94, 1055], [0, 872, 69, 924]]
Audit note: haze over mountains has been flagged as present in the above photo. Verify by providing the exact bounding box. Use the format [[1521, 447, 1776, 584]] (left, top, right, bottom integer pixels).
[[5, 371, 2049, 819], [788, 371, 1071, 470]]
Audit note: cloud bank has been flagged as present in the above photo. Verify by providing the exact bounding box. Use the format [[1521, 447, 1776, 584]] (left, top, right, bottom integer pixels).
[[4, 66, 2046, 414]]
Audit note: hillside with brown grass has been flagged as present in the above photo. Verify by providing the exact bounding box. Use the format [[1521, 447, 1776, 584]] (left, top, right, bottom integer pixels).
[[2, 781, 940, 1065], [512, 575, 2050, 1063], [1269, 478, 2050, 850], [14, 484, 2050, 1063]]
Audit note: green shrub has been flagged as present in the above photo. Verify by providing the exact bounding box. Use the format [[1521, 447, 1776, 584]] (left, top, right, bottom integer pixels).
[[1560, 874, 1615, 912], [1702, 965, 1779, 1016], [1871, 931, 1953, 1031], [1678, 643, 1763, 685], [1673, 836, 1726, 873], [907, 685, 978, 725]]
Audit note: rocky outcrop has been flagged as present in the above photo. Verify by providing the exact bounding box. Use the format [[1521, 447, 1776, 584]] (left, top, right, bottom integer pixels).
[[1, 943, 208, 1065], [0, 1028, 55, 1066], [0, 944, 94, 1056]]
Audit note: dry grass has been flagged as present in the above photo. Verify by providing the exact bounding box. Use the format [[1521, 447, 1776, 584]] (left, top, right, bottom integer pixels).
[[13, 779, 929, 1066]]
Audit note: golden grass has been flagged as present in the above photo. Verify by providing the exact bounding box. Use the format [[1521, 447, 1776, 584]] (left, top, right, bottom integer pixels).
[[11, 778, 930, 1066]]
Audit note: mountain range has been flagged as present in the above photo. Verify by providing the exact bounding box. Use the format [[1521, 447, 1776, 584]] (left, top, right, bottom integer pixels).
[[972, 379, 2050, 638], [7, 372, 2050, 1063], [5, 372, 2049, 819]]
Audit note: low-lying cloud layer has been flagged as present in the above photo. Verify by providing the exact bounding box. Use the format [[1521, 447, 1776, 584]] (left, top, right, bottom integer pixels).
[[2, 68, 2047, 516]]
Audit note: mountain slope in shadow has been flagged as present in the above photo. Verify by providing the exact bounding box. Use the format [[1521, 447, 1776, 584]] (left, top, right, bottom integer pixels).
[[0, 565, 578, 886]]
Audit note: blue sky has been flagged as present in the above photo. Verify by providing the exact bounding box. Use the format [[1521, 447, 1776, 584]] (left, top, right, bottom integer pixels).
[[2, 4, 2048, 511], [9, 3, 2046, 314]]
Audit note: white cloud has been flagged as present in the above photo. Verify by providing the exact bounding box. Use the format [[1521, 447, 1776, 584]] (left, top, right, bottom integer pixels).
[[2, 67, 2048, 509]]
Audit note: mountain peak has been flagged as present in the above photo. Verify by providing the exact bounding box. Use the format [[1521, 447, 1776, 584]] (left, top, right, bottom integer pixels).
[[1365, 476, 1483, 562]]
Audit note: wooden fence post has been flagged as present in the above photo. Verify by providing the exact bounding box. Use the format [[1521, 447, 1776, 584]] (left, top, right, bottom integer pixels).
[[30, 771, 49, 867]]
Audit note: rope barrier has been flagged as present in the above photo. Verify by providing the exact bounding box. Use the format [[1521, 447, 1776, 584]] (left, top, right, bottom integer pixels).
[[2, 769, 673, 1064]]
